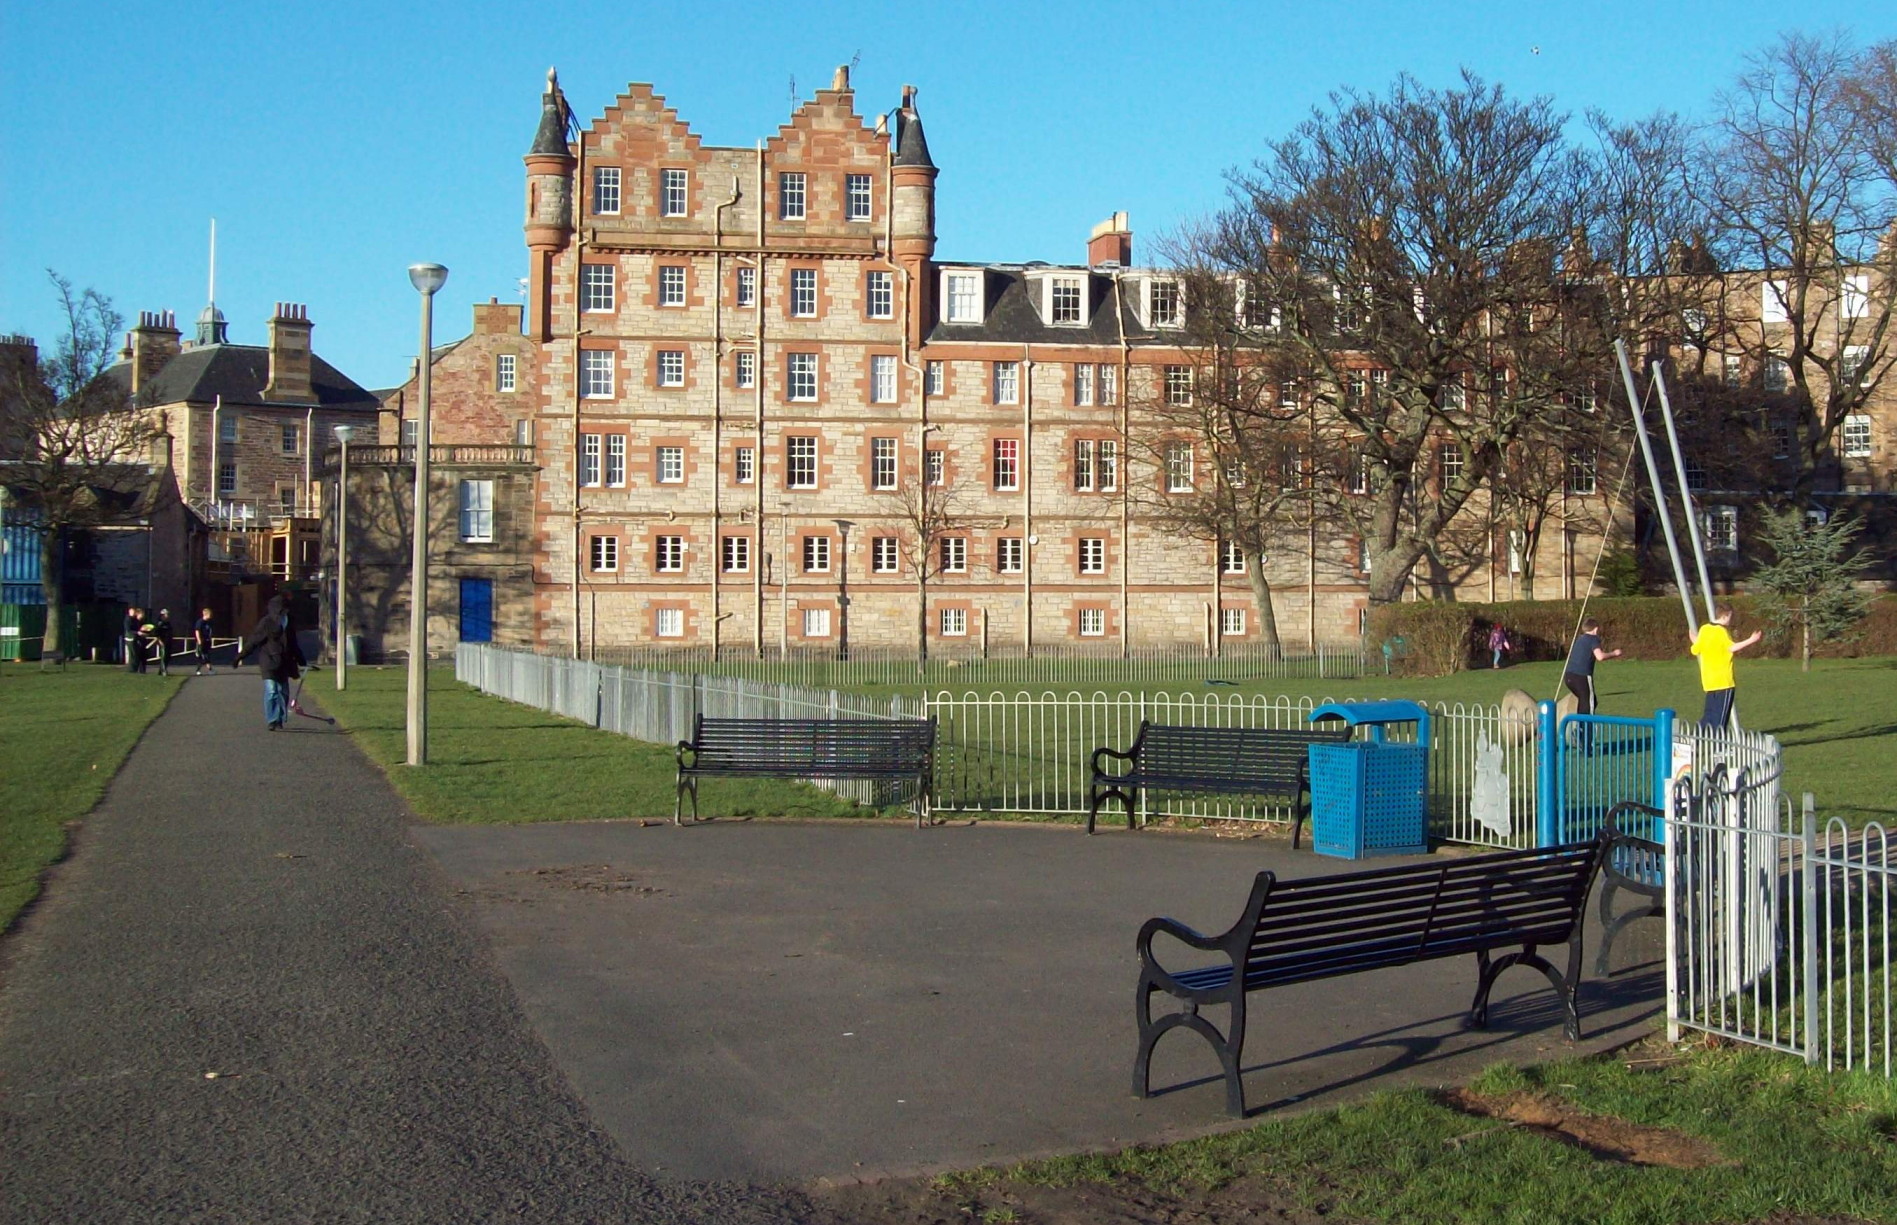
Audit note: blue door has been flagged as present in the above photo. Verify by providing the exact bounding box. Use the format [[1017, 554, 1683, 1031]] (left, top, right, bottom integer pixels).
[[458, 578, 493, 643]]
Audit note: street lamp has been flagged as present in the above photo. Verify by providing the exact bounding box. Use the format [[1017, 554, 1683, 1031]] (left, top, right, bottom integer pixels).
[[333, 424, 358, 691], [406, 262, 448, 766]]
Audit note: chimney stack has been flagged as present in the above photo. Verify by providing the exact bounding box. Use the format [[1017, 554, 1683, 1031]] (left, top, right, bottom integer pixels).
[[128, 310, 181, 395], [1088, 212, 1132, 267], [263, 303, 317, 404]]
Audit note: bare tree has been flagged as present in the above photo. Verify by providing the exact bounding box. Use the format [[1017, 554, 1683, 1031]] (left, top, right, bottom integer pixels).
[[1194, 71, 1616, 606], [874, 458, 981, 670], [1698, 32, 1897, 500], [0, 273, 161, 657]]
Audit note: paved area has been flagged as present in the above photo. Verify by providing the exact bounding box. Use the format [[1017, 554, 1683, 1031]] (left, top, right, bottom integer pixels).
[[419, 818, 1664, 1185], [0, 674, 806, 1224]]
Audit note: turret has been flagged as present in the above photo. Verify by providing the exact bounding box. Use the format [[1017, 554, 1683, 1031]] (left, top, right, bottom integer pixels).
[[524, 67, 576, 341], [890, 84, 938, 342]]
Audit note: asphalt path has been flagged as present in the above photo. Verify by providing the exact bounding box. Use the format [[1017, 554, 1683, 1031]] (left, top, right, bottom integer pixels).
[[0, 672, 812, 1224]]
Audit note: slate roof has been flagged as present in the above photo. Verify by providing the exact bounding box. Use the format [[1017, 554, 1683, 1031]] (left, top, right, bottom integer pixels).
[[923, 265, 1170, 347], [105, 345, 381, 413]]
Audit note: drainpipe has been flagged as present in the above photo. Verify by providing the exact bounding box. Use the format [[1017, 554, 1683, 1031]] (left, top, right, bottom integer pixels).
[[1022, 345, 1033, 657], [210, 394, 222, 511], [713, 175, 741, 661], [1112, 272, 1131, 657], [303, 406, 315, 515], [572, 131, 587, 660], [755, 141, 767, 657]]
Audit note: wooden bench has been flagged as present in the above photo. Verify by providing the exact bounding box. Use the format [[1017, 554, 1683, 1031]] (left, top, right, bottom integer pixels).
[[1087, 722, 1350, 843], [1133, 814, 1631, 1117], [675, 715, 937, 829]]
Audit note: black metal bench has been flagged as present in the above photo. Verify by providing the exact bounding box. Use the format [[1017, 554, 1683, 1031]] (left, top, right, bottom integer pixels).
[[1087, 722, 1350, 843], [674, 715, 937, 828], [1134, 812, 1632, 1117]]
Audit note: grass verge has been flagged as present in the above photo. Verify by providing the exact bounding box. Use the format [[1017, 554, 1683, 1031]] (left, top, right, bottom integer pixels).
[[0, 664, 184, 933], [312, 665, 873, 824], [936, 1036, 1897, 1225]]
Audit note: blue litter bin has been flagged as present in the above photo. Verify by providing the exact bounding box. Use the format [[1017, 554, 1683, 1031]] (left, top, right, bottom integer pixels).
[[1306, 700, 1430, 859]]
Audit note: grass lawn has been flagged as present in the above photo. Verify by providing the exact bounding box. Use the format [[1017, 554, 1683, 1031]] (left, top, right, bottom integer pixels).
[[311, 664, 870, 824], [0, 664, 184, 932], [927, 1037, 1897, 1225]]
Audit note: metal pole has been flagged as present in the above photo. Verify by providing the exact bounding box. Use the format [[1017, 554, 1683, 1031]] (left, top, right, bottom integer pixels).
[[1613, 340, 1697, 638], [406, 265, 446, 765], [336, 435, 348, 691], [1650, 360, 1718, 622]]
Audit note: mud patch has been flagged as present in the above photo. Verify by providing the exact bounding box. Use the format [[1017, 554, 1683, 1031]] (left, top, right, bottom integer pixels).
[[509, 864, 666, 895], [1441, 1088, 1733, 1169], [809, 1173, 1349, 1225]]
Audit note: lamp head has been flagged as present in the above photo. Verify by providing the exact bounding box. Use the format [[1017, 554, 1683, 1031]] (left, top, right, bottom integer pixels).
[[333, 424, 359, 445], [407, 263, 449, 295]]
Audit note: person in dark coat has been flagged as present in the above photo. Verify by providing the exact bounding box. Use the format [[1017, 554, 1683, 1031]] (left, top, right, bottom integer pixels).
[[123, 606, 142, 673], [237, 596, 306, 730], [150, 608, 173, 676], [192, 608, 216, 675]]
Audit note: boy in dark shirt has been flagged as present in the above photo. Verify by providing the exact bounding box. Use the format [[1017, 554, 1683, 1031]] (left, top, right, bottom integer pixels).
[[1562, 617, 1623, 716]]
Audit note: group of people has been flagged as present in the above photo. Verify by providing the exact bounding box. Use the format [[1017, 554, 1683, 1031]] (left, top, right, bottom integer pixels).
[[1555, 608, 1762, 729], [120, 607, 217, 677]]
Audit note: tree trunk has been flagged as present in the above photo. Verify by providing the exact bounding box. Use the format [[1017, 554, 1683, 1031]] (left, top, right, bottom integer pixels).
[[1365, 540, 1426, 606], [38, 531, 63, 659], [1244, 552, 1283, 662], [914, 575, 928, 673], [1801, 597, 1811, 673]]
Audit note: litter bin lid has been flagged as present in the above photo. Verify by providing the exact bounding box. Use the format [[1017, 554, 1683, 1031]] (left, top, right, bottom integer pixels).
[[1309, 699, 1431, 747]]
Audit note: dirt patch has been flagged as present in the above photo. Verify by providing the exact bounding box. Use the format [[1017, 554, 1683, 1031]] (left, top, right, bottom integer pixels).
[[510, 864, 665, 895], [806, 1174, 1354, 1225], [1441, 1088, 1733, 1169]]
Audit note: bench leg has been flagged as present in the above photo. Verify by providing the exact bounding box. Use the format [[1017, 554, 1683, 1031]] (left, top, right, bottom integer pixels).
[[673, 776, 699, 826], [1131, 982, 1248, 1118], [1470, 944, 1580, 1040], [1088, 786, 1133, 836], [1291, 792, 1308, 851]]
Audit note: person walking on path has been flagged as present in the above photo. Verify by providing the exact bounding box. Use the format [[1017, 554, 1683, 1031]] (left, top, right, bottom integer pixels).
[[1692, 606, 1762, 729], [121, 606, 142, 673], [1488, 622, 1512, 669], [192, 608, 216, 675], [236, 595, 305, 730], [1562, 617, 1622, 716], [149, 609, 173, 676]]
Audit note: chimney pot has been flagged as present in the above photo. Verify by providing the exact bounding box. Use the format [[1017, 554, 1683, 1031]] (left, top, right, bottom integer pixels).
[[1087, 211, 1133, 268]]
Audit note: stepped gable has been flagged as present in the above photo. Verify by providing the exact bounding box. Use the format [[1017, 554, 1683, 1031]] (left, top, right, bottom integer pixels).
[[764, 76, 889, 166], [582, 84, 710, 167]]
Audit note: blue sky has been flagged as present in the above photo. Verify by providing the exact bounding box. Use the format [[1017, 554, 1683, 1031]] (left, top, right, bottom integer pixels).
[[3, 1, 1889, 390]]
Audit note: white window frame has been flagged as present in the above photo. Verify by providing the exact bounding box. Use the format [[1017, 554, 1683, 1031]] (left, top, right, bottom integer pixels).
[[214, 463, 237, 497], [992, 361, 1019, 405], [581, 433, 602, 487], [1078, 607, 1106, 637], [514, 419, 532, 447], [1221, 542, 1245, 574], [1146, 278, 1182, 328], [734, 445, 755, 485], [939, 536, 967, 574], [802, 607, 831, 638], [802, 534, 831, 574], [996, 537, 1023, 574], [1723, 354, 1743, 389], [1439, 442, 1463, 485], [219, 415, 238, 444], [735, 350, 756, 389], [736, 265, 756, 308], [660, 168, 688, 218], [455, 479, 493, 542], [778, 172, 806, 221], [496, 352, 517, 393], [657, 445, 684, 484], [721, 535, 750, 573], [1165, 442, 1194, 493], [786, 436, 818, 489], [992, 438, 1020, 490], [787, 353, 818, 401], [943, 271, 982, 324], [1841, 345, 1870, 386], [866, 271, 893, 319], [1099, 364, 1118, 405], [1073, 363, 1094, 406], [1047, 276, 1085, 326], [592, 166, 621, 215], [655, 535, 685, 573], [1565, 448, 1597, 495], [280, 424, 299, 455], [872, 536, 899, 573], [1164, 365, 1193, 406], [580, 350, 614, 398], [605, 434, 626, 487], [657, 349, 685, 387], [1073, 438, 1094, 491], [925, 360, 944, 396], [870, 355, 897, 404], [399, 420, 416, 447], [871, 437, 898, 490], [1098, 439, 1118, 491], [1221, 607, 1246, 636], [846, 173, 872, 222], [1703, 504, 1739, 553], [658, 265, 686, 307], [1079, 537, 1105, 574], [656, 607, 685, 638], [790, 268, 818, 318], [1842, 273, 1870, 320], [925, 449, 945, 487], [581, 264, 615, 312], [1765, 354, 1789, 393], [590, 534, 619, 573], [1842, 414, 1873, 459], [1762, 279, 1789, 324], [939, 606, 968, 637]]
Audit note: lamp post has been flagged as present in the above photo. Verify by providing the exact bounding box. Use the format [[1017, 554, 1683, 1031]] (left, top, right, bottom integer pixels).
[[333, 424, 358, 690], [406, 262, 448, 766], [833, 519, 853, 661]]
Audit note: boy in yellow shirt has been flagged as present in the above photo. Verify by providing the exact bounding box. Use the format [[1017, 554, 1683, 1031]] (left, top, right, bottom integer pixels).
[[1691, 607, 1762, 729]]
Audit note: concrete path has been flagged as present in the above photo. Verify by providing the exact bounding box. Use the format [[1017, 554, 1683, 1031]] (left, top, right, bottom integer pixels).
[[0, 673, 806, 1224], [419, 817, 1664, 1185]]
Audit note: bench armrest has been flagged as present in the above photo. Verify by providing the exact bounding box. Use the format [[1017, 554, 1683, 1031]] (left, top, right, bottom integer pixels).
[[1091, 744, 1135, 777], [676, 740, 696, 769]]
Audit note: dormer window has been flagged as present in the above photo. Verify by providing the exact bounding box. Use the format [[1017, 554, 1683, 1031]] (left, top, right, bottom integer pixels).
[[1048, 276, 1085, 326], [1145, 278, 1181, 328], [944, 271, 983, 325]]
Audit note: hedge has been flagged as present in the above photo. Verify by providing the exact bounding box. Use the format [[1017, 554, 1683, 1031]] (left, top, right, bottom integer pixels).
[[1368, 594, 1897, 677]]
